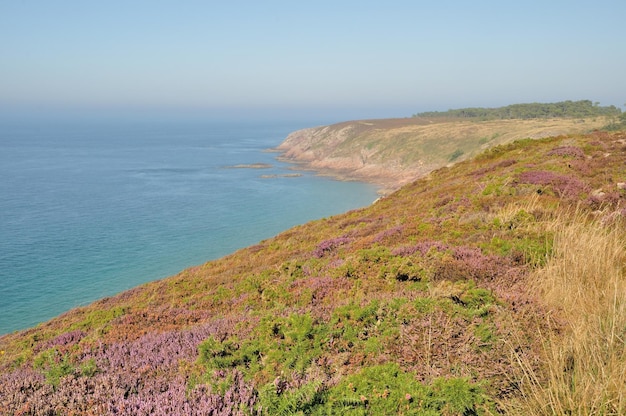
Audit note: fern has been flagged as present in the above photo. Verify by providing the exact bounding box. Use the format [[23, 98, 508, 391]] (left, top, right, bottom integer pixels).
[[259, 379, 325, 415]]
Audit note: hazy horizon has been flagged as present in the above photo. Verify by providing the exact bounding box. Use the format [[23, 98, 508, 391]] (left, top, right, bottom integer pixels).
[[1, 1, 625, 124]]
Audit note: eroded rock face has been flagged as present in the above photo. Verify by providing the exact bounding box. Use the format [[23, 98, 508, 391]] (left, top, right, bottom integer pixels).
[[276, 120, 437, 191]]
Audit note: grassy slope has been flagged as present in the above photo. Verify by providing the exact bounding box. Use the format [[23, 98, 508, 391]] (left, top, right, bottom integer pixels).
[[277, 116, 610, 191], [1, 130, 626, 414]]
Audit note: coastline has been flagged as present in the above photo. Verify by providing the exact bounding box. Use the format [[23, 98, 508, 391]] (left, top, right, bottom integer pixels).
[[274, 116, 613, 196], [274, 154, 408, 196]]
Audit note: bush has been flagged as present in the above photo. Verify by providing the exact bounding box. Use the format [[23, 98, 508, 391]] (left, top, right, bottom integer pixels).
[[33, 348, 75, 387], [324, 364, 492, 415], [198, 313, 328, 384]]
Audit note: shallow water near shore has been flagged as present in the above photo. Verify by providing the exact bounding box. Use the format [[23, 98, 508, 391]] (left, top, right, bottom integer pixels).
[[0, 119, 379, 335]]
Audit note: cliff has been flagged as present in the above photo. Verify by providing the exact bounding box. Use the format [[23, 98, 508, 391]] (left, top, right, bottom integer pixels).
[[277, 116, 609, 192]]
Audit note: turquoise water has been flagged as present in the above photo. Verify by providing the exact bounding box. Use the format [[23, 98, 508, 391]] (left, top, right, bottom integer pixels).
[[0, 120, 379, 334]]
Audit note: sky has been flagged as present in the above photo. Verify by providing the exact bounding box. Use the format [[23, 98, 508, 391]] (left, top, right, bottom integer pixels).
[[1, 0, 625, 122]]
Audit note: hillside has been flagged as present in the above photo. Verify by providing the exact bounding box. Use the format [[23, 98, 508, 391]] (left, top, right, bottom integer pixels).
[[277, 116, 610, 193], [2, 129, 626, 414]]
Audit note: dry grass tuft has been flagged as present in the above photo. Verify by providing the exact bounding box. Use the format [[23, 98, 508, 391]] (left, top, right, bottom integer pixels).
[[507, 209, 626, 414]]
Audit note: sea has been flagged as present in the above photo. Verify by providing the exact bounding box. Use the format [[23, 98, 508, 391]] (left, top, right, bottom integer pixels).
[[0, 119, 379, 335]]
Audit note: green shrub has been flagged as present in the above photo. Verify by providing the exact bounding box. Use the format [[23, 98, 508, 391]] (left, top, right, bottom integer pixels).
[[473, 323, 495, 346], [459, 287, 496, 310], [69, 306, 127, 332], [198, 335, 260, 370], [358, 245, 392, 264], [198, 313, 329, 383], [379, 256, 430, 284], [258, 379, 326, 415], [33, 348, 75, 387], [323, 364, 492, 415], [413, 297, 436, 314], [79, 358, 99, 377]]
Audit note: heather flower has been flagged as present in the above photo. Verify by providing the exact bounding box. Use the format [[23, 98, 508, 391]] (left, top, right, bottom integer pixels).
[[392, 240, 449, 257], [518, 170, 588, 199], [38, 329, 86, 352], [518, 170, 560, 185], [312, 236, 351, 258], [0, 322, 260, 414], [372, 225, 404, 243], [471, 159, 517, 177], [439, 245, 512, 281], [547, 146, 585, 158]]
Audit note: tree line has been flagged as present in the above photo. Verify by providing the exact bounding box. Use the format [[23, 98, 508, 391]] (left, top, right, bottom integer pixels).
[[414, 100, 622, 120]]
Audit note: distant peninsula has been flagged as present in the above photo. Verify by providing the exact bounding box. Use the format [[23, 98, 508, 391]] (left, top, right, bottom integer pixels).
[[277, 100, 620, 193]]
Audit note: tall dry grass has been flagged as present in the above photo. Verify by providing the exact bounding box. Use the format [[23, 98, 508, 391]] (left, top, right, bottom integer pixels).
[[507, 208, 626, 414]]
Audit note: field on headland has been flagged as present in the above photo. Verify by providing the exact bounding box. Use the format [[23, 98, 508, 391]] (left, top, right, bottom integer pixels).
[[277, 116, 610, 192], [1, 108, 625, 413]]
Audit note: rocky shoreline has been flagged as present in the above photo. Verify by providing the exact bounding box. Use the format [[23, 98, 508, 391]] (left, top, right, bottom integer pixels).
[[275, 119, 433, 194], [276, 156, 409, 195]]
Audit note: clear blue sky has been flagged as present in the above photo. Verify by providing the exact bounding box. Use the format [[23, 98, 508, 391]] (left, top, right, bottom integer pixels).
[[1, 1, 625, 122]]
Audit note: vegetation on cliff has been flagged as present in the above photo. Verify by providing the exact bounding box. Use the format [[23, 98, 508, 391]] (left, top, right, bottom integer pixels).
[[414, 99, 622, 120], [1, 127, 626, 414], [276, 112, 611, 192]]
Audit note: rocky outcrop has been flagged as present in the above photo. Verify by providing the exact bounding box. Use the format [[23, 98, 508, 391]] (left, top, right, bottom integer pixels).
[[276, 119, 438, 192]]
